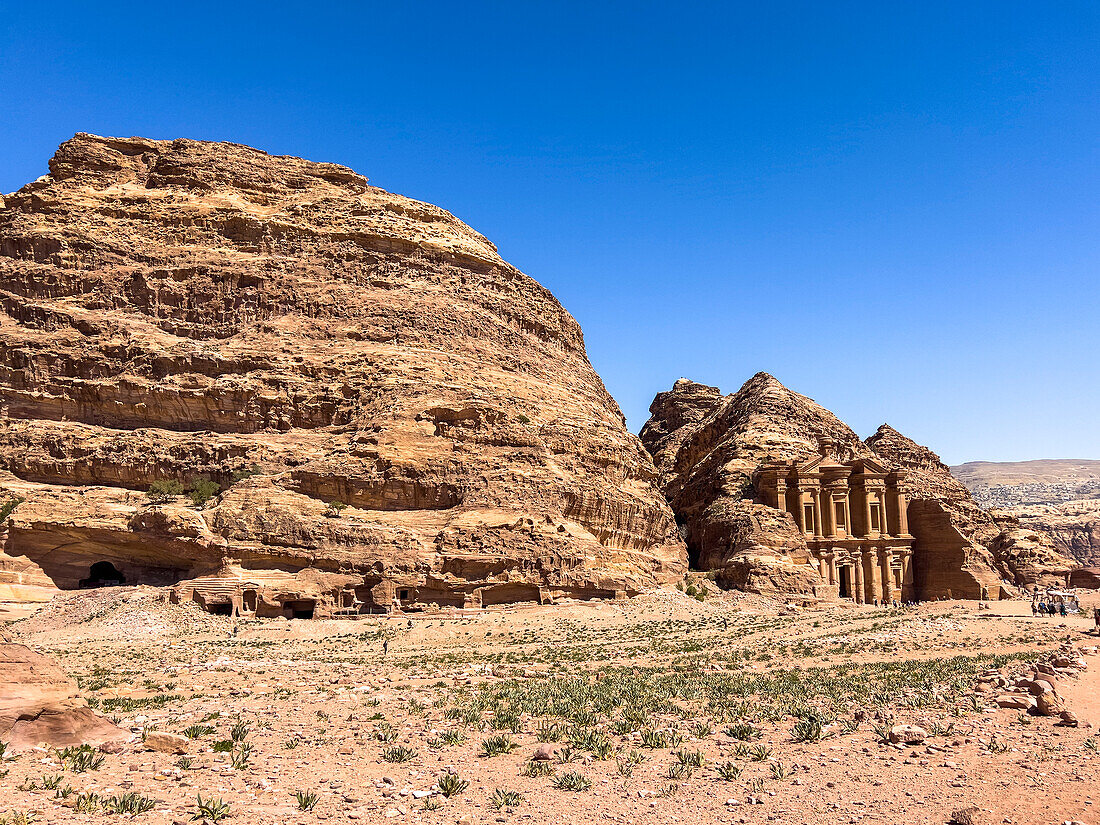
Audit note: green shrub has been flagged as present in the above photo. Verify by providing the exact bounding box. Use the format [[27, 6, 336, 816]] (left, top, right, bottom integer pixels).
[[146, 479, 184, 504], [188, 478, 221, 506]]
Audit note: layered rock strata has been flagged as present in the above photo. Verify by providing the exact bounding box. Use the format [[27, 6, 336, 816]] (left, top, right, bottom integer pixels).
[[640, 374, 1075, 599], [0, 134, 685, 616]]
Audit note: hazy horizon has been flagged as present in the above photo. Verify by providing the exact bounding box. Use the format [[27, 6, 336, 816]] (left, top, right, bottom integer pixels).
[[3, 2, 1097, 466]]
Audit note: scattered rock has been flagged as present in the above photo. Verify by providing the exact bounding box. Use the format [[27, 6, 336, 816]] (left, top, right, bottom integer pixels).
[[888, 725, 928, 745]]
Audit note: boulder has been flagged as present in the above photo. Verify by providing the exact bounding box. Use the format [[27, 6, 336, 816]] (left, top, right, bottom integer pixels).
[[1035, 691, 1065, 717], [531, 744, 556, 761], [0, 639, 126, 751], [144, 732, 190, 754], [887, 724, 927, 745], [994, 694, 1034, 710], [950, 807, 997, 825]]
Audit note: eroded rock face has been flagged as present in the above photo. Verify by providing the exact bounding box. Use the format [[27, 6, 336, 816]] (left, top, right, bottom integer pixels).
[[0, 134, 685, 613], [640, 374, 1074, 598], [0, 635, 125, 750]]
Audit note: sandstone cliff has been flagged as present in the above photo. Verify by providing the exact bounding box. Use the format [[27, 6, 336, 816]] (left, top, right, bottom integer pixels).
[[640, 374, 1074, 598], [0, 134, 685, 613]]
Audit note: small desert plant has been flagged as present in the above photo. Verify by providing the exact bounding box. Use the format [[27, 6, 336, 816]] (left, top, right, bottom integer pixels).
[[791, 715, 824, 743], [552, 771, 591, 791], [422, 796, 442, 811], [640, 729, 670, 748], [479, 734, 516, 757], [324, 501, 347, 518], [749, 744, 772, 762], [382, 745, 417, 763], [521, 760, 555, 777], [535, 721, 561, 742], [294, 790, 319, 812], [230, 721, 250, 742], [725, 723, 761, 741], [192, 794, 230, 823], [103, 792, 156, 815], [770, 760, 789, 779], [58, 745, 104, 773], [716, 761, 742, 781], [184, 724, 215, 739], [74, 793, 102, 813], [436, 772, 469, 798], [230, 742, 254, 769], [212, 739, 234, 753], [490, 789, 523, 810], [675, 748, 704, 768], [0, 497, 24, 523]]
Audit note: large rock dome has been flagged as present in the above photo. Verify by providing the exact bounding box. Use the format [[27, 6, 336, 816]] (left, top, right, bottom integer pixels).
[[0, 134, 685, 615]]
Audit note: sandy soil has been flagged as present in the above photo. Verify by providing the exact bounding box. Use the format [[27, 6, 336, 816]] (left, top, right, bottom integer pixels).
[[3, 586, 1099, 825]]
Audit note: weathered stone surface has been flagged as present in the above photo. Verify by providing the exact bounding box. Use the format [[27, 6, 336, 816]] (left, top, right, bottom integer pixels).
[[950, 806, 997, 825], [888, 724, 927, 745], [144, 731, 190, 754], [1035, 690, 1065, 717], [640, 373, 1063, 599], [0, 134, 685, 614], [0, 635, 126, 750], [987, 527, 1075, 589]]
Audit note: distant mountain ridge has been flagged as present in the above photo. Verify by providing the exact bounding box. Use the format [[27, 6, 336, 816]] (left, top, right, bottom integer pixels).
[[951, 459, 1100, 567]]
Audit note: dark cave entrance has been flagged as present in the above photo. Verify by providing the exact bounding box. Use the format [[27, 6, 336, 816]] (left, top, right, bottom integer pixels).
[[285, 599, 316, 619], [79, 561, 126, 589]]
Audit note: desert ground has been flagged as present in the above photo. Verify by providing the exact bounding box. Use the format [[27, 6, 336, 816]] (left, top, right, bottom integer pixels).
[[3, 587, 1099, 825]]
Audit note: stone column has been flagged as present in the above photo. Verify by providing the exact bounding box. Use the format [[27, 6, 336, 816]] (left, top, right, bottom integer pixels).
[[863, 493, 873, 538], [829, 554, 838, 585], [897, 492, 909, 535], [865, 549, 881, 602], [878, 492, 889, 536], [775, 482, 787, 512], [795, 489, 806, 532], [880, 549, 892, 601], [822, 495, 835, 538], [854, 555, 865, 603], [843, 496, 853, 537], [810, 490, 821, 536]]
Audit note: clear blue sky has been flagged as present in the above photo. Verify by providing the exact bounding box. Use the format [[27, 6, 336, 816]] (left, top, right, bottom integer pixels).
[[2, 2, 1097, 464]]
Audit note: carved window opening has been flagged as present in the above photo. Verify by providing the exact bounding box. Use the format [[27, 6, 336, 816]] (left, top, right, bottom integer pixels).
[[834, 502, 845, 531], [803, 504, 815, 535], [869, 503, 881, 533]]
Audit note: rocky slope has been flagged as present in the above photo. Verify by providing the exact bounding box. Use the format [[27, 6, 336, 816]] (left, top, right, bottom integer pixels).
[[640, 374, 1076, 597], [0, 134, 685, 612]]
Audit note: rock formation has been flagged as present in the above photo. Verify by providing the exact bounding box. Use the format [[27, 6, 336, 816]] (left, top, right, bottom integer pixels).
[[0, 133, 685, 616], [0, 634, 125, 750], [640, 374, 1076, 599]]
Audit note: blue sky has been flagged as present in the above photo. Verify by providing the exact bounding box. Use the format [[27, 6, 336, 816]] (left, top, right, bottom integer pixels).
[[2, 2, 1097, 464]]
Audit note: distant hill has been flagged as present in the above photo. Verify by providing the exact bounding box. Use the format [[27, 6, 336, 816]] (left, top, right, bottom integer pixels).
[[951, 459, 1100, 489], [950, 459, 1100, 567]]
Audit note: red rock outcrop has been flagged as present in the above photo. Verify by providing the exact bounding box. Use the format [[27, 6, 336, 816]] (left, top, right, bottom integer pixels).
[[0, 134, 685, 614], [0, 634, 126, 750], [641, 374, 1074, 598]]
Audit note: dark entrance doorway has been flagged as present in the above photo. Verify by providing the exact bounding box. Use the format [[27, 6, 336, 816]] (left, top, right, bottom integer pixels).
[[838, 565, 852, 599], [79, 561, 126, 589]]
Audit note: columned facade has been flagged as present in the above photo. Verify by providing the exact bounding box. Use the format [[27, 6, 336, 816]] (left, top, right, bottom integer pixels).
[[755, 454, 915, 603]]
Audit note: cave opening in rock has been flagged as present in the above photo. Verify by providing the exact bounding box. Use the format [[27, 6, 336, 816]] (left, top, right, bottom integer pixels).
[[285, 599, 315, 619], [79, 561, 126, 589], [208, 602, 233, 616]]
